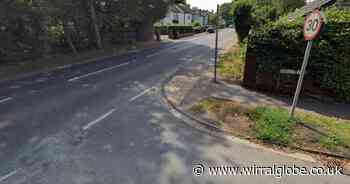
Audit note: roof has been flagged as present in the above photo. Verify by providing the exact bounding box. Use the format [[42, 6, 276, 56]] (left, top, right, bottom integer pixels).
[[176, 3, 193, 13], [167, 4, 210, 15]]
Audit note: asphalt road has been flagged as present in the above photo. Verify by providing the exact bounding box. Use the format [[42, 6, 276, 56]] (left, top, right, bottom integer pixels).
[[0, 29, 348, 184]]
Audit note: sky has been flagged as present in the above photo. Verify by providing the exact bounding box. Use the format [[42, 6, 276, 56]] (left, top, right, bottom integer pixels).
[[187, 0, 232, 11]]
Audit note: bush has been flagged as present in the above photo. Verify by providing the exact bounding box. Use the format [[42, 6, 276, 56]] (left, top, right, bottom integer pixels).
[[155, 26, 169, 35], [192, 21, 201, 27], [248, 8, 350, 102], [232, 0, 254, 42], [252, 5, 279, 27], [249, 107, 297, 145]]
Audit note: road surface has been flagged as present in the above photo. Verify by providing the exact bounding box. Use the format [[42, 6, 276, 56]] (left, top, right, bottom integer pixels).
[[0, 29, 347, 183]]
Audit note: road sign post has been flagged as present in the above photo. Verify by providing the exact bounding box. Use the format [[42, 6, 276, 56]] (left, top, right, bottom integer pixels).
[[214, 4, 219, 83], [289, 10, 324, 117]]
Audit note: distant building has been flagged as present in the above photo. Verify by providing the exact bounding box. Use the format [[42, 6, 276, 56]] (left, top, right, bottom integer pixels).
[[160, 4, 192, 25], [160, 4, 209, 26], [192, 8, 210, 26]]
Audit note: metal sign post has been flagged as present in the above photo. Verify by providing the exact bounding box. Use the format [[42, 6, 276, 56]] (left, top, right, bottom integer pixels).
[[289, 10, 324, 117], [214, 4, 219, 83]]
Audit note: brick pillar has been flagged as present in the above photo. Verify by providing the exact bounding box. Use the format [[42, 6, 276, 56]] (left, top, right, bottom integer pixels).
[[243, 47, 257, 88]]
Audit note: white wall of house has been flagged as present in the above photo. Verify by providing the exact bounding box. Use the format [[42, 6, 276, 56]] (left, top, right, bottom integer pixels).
[[160, 5, 209, 26], [203, 15, 209, 25], [160, 12, 192, 25], [184, 13, 192, 25], [160, 11, 177, 24], [192, 14, 203, 25], [192, 14, 209, 26]]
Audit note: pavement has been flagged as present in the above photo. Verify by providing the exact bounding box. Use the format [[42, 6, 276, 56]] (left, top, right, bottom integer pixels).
[[164, 57, 350, 121], [0, 29, 349, 183]]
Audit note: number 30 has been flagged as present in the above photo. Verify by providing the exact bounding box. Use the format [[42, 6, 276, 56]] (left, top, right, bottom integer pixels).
[[306, 19, 319, 32]]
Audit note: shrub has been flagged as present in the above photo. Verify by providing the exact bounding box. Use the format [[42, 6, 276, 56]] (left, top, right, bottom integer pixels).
[[249, 107, 297, 145], [154, 25, 169, 35], [272, 0, 305, 15], [252, 5, 279, 27], [167, 25, 194, 33], [232, 0, 254, 42], [192, 21, 201, 27], [248, 8, 350, 102]]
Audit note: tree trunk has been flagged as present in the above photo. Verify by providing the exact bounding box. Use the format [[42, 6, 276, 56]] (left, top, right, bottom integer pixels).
[[136, 19, 154, 42], [40, 16, 51, 57], [89, 0, 103, 49], [63, 21, 78, 56]]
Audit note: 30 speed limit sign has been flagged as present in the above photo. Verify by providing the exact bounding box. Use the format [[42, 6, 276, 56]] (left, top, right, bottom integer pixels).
[[290, 9, 326, 117], [304, 10, 324, 41]]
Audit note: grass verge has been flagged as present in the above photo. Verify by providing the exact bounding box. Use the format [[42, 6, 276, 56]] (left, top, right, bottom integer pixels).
[[0, 41, 160, 82], [190, 98, 350, 156], [218, 43, 246, 81]]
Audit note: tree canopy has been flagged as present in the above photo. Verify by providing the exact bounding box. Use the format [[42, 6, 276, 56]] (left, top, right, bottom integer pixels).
[[0, 0, 172, 62]]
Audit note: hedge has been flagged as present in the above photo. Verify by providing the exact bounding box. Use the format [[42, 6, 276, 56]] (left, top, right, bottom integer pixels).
[[248, 8, 350, 102], [155, 25, 194, 34]]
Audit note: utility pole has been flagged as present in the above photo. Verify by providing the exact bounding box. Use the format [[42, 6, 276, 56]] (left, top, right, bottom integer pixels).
[[214, 4, 220, 83]]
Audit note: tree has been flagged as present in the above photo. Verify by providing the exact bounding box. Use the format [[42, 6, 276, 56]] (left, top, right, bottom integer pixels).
[[232, 0, 253, 42], [272, 0, 305, 14], [89, 0, 103, 49], [220, 2, 233, 26], [208, 13, 217, 25], [175, 0, 186, 4], [134, 0, 172, 41], [0, 0, 172, 63]]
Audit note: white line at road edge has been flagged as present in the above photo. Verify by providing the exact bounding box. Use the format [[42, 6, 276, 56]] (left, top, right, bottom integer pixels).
[[68, 62, 129, 82], [0, 97, 13, 104], [0, 169, 18, 182], [129, 87, 157, 102], [82, 109, 116, 131]]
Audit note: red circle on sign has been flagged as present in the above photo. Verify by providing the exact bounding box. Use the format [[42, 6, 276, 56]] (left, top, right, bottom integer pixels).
[[304, 10, 323, 41]]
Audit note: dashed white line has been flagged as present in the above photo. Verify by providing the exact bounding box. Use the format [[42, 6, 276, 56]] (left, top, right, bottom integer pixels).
[[82, 109, 116, 131], [0, 97, 13, 104], [146, 53, 161, 58], [68, 62, 129, 82], [0, 169, 18, 182], [57, 64, 72, 69], [129, 87, 157, 102]]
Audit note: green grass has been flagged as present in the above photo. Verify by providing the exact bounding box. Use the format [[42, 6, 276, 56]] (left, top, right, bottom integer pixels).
[[249, 107, 298, 145], [191, 98, 350, 152], [218, 44, 246, 80], [297, 112, 350, 150]]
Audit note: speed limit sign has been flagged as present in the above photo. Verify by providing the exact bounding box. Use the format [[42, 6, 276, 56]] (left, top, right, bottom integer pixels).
[[304, 10, 323, 41], [290, 9, 326, 117]]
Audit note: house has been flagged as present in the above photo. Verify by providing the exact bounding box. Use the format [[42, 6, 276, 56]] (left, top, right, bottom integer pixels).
[[177, 4, 193, 25], [192, 8, 210, 26], [160, 4, 192, 25], [159, 4, 209, 26]]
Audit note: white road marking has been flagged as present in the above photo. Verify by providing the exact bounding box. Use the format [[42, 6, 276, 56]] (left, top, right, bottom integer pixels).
[[0, 97, 13, 104], [146, 53, 161, 58], [129, 87, 157, 102], [0, 169, 18, 182], [82, 109, 116, 131], [68, 62, 129, 82], [57, 64, 72, 69]]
